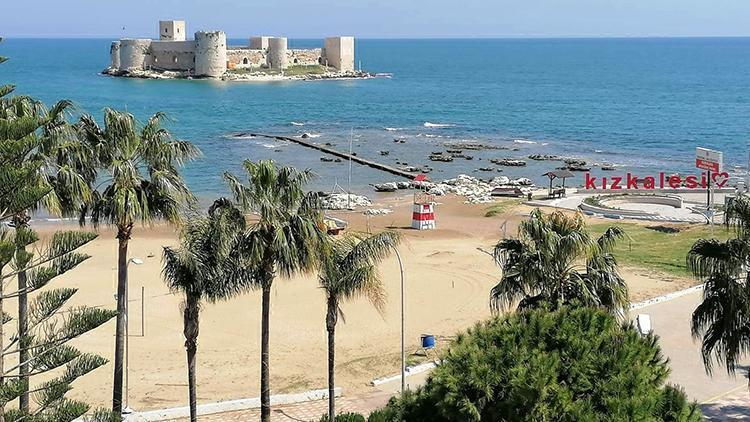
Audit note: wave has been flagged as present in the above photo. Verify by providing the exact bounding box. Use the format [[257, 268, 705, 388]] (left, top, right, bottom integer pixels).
[[301, 133, 322, 139], [291, 121, 305, 126], [513, 139, 537, 144], [424, 122, 455, 128], [226, 133, 257, 139], [384, 127, 403, 132]]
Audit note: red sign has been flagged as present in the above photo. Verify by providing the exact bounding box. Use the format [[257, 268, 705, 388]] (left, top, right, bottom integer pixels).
[[695, 159, 720, 173]]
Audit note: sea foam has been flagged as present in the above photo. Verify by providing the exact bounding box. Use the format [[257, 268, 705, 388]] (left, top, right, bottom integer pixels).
[[424, 122, 455, 128]]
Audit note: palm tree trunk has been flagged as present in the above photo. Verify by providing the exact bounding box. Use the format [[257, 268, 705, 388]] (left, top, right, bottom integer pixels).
[[112, 225, 132, 414], [260, 280, 272, 422], [326, 297, 338, 421], [184, 295, 199, 422]]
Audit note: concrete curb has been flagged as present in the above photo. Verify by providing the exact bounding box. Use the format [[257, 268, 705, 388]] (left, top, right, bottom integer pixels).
[[629, 284, 704, 311], [371, 361, 438, 386], [122, 387, 342, 421]]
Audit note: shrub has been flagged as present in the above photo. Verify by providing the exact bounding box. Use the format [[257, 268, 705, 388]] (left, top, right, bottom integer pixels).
[[318, 412, 366, 422], [375, 307, 701, 421]]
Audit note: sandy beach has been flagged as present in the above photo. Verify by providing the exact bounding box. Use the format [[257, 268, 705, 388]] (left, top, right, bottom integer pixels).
[[22, 194, 697, 411]]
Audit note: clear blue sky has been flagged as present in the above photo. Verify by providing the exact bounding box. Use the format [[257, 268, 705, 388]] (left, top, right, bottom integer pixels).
[[4, 0, 750, 38]]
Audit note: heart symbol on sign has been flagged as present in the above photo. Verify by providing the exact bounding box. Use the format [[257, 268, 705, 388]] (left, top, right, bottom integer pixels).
[[712, 171, 729, 188]]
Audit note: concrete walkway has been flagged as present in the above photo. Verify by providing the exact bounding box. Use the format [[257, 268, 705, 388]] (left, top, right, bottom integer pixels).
[[172, 392, 392, 421]]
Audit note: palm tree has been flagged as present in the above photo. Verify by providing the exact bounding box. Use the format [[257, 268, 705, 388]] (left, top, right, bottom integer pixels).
[[490, 208, 629, 316], [77, 108, 200, 414], [318, 231, 400, 420], [162, 199, 251, 422], [224, 160, 325, 422], [688, 194, 750, 376]]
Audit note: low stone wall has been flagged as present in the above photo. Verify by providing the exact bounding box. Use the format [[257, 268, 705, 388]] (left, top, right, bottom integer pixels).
[[227, 49, 265, 68], [579, 201, 657, 218], [578, 194, 684, 218], [289, 48, 322, 66], [605, 194, 684, 208]]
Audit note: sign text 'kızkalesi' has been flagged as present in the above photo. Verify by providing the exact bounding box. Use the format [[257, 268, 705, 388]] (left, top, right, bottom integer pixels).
[[584, 171, 729, 190]]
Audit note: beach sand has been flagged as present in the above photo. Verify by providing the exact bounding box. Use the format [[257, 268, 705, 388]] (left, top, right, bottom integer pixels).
[[21, 194, 696, 411]]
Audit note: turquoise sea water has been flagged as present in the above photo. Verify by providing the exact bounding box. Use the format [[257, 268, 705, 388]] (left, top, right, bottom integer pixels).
[[2, 38, 750, 200]]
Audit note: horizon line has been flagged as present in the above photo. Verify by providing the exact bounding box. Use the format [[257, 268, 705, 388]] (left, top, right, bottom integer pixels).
[[4, 34, 750, 40]]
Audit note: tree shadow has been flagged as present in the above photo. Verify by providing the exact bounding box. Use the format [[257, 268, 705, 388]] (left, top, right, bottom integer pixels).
[[700, 368, 750, 421]]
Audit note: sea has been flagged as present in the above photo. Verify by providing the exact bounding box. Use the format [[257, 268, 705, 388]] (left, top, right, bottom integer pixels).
[[2, 37, 750, 202]]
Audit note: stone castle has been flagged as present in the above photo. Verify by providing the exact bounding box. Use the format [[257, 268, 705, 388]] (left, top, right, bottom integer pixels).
[[108, 20, 355, 77]]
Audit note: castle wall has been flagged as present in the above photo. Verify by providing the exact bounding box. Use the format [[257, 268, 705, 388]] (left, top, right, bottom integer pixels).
[[110, 41, 121, 69], [150, 41, 196, 71], [195, 31, 227, 77], [227, 49, 265, 68], [119, 39, 153, 71], [289, 49, 322, 66], [323, 37, 355, 72], [267, 37, 288, 70]]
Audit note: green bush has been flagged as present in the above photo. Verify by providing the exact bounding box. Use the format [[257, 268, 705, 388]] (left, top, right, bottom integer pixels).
[[318, 412, 366, 422], [374, 307, 702, 421]]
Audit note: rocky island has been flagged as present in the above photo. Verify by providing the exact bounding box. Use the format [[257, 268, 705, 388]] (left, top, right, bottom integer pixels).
[[103, 20, 372, 81]]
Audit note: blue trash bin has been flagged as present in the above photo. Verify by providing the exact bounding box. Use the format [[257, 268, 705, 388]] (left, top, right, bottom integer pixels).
[[421, 334, 436, 349]]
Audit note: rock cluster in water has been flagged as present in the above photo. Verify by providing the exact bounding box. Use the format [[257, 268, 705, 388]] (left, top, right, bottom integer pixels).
[[416, 174, 535, 204], [321, 193, 372, 210]]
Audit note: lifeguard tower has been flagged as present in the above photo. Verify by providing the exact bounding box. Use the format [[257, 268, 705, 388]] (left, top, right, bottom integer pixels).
[[411, 193, 436, 230]]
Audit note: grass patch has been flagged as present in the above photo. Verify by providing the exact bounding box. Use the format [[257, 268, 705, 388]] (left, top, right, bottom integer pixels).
[[284, 65, 327, 76], [589, 222, 731, 276], [228, 65, 328, 76], [484, 200, 520, 217]]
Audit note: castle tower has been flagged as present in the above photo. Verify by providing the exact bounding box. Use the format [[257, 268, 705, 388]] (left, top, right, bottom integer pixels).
[[267, 37, 288, 70], [110, 41, 121, 69], [323, 37, 355, 72], [250, 36, 271, 50], [195, 31, 227, 77], [159, 20, 186, 41], [118, 39, 152, 71]]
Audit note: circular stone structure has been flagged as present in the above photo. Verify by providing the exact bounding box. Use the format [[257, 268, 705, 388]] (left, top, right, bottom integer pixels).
[[577, 193, 712, 223], [109, 41, 121, 69], [118, 39, 152, 72], [195, 31, 227, 77], [267, 37, 288, 70]]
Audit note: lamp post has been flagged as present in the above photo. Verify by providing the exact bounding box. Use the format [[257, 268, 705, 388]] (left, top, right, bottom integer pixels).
[[394, 249, 405, 394], [123, 257, 143, 415]]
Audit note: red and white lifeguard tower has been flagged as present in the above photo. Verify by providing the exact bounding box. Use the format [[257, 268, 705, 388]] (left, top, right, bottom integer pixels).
[[412, 193, 436, 230]]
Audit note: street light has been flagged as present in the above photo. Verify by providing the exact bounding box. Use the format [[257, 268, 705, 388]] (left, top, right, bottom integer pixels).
[[394, 248, 405, 395], [123, 257, 142, 415]]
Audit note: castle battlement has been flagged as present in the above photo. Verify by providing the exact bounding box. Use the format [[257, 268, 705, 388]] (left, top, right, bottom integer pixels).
[[108, 20, 355, 78]]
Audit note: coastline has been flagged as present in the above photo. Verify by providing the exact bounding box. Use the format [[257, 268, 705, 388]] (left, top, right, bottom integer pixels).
[[101, 67, 376, 82]]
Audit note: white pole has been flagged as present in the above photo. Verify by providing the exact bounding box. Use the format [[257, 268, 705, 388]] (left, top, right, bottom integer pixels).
[[348, 128, 353, 210], [395, 249, 405, 394], [124, 284, 130, 412], [123, 258, 142, 414]]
